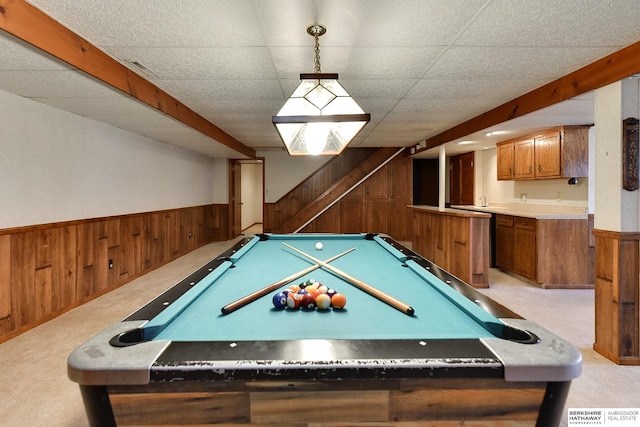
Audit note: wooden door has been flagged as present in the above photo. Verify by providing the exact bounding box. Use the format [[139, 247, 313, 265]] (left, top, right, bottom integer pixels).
[[229, 160, 242, 238], [450, 152, 474, 205]]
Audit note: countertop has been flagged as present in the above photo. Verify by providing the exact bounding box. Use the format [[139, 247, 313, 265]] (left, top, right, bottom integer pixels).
[[408, 205, 491, 218], [450, 204, 589, 220]]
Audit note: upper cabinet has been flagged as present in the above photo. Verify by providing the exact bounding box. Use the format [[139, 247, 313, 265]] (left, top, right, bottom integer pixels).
[[496, 126, 589, 181], [514, 138, 535, 180], [496, 142, 514, 180]]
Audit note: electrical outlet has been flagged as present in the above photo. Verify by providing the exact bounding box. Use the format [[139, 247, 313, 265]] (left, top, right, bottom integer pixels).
[[521, 193, 527, 202]]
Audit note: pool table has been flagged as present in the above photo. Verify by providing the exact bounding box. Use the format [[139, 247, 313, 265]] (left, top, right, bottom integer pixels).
[[68, 233, 581, 427]]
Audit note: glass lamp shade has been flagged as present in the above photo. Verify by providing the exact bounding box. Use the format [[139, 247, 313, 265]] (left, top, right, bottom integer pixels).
[[272, 73, 370, 156]]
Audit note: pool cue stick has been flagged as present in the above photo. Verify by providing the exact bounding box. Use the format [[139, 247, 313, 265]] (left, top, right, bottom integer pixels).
[[220, 247, 355, 315], [282, 243, 415, 316]]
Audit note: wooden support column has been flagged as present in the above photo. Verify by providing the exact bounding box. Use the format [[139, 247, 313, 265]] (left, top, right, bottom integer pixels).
[[593, 230, 640, 364], [593, 78, 640, 365]]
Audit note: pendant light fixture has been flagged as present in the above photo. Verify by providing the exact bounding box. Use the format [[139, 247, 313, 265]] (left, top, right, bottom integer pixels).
[[272, 25, 370, 156]]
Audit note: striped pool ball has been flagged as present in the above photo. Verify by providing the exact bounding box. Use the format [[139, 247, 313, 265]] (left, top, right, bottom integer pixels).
[[272, 292, 287, 309], [315, 293, 331, 310], [287, 293, 303, 309], [301, 293, 316, 309]]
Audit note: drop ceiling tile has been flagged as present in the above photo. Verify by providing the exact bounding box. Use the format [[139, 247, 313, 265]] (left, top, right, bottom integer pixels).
[[336, 79, 419, 100], [270, 46, 445, 79], [0, 70, 122, 98], [427, 46, 617, 80], [456, 0, 640, 47], [0, 33, 71, 70], [36, 94, 152, 119], [106, 46, 277, 80], [154, 79, 284, 108], [406, 78, 552, 101], [258, 0, 487, 47], [27, 0, 264, 47]]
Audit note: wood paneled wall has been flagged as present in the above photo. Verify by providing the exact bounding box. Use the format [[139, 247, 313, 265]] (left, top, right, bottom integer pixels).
[[0, 204, 228, 343], [299, 155, 413, 240], [265, 148, 377, 232], [593, 229, 640, 365]]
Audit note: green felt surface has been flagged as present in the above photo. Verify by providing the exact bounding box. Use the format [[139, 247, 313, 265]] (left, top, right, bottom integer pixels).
[[151, 234, 502, 342]]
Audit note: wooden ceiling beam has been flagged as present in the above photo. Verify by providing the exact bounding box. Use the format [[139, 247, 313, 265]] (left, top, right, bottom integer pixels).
[[424, 40, 640, 151], [0, 0, 256, 159]]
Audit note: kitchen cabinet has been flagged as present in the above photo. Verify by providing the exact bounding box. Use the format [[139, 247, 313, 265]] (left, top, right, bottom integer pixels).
[[514, 139, 535, 180], [496, 214, 537, 281], [496, 126, 589, 181], [513, 217, 537, 281], [495, 214, 514, 271], [496, 142, 514, 180], [491, 212, 592, 287], [410, 206, 490, 287]]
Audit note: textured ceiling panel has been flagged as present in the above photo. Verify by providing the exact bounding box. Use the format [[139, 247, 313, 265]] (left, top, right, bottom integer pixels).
[[0, 33, 70, 70], [0, 70, 122, 98], [26, 0, 265, 47], [5, 0, 639, 159], [456, 0, 640, 47], [426, 46, 618, 79]]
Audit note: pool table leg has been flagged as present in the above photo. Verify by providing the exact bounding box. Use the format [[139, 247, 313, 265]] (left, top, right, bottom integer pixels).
[[79, 385, 116, 427], [537, 381, 571, 427]]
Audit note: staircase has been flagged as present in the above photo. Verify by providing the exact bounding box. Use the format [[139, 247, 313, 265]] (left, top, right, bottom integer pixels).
[[266, 147, 406, 233]]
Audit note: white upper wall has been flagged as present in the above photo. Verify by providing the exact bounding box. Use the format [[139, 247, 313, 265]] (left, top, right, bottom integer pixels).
[[0, 89, 227, 229], [479, 147, 589, 208], [257, 150, 328, 203]]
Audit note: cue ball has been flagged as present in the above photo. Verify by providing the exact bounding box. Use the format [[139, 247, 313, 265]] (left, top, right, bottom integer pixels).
[[315, 242, 323, 250]]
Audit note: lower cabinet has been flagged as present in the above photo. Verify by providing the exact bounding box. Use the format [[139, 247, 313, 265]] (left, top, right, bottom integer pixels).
[[513, 217, 537, 281], [411, 207, 490, 287], [495, 214, 592, 287], [495, 215, 514, 272], [496, 214, 537, 282]]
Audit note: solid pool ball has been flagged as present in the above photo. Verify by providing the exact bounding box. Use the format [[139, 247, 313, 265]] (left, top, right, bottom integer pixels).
[[311, 288, 324, 300], [304, 278, 316, 287], [326, 288, 337, 299], [331, 293, 347, 309], [315, 293, 331, 309], [301, 293, 316, 309], [272, 292, 287, 309], [315, 242, 323, 250], [287, 293, 303, 309], [289, 284, 301, 293]]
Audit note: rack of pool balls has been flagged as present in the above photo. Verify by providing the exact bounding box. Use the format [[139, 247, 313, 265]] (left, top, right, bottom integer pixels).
[[272, 279, 346, 311]]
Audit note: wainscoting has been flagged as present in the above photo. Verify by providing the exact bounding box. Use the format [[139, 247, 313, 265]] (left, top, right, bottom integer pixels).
[[593, 229, 640, 365], [0, 204, 229, 343]]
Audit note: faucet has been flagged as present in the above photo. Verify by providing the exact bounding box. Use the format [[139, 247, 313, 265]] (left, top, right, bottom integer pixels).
[[479, 196, 487, 207]]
